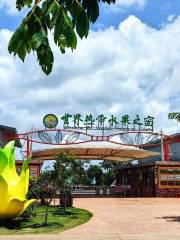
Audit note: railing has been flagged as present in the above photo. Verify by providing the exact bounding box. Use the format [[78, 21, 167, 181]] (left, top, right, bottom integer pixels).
[[70, 186, 110, 196]]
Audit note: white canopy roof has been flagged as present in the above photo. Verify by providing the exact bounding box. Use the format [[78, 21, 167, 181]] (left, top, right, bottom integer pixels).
[[32, 141, 159, 162]]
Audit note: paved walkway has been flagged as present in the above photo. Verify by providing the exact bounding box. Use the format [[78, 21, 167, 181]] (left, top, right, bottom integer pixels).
[[1, 198, 180, 239]]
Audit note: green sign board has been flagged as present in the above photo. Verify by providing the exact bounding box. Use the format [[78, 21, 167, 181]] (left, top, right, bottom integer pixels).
[[43, 114, 154, 131]]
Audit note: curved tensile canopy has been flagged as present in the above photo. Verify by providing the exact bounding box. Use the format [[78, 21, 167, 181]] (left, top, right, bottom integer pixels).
[[32, 141, 159, 162]]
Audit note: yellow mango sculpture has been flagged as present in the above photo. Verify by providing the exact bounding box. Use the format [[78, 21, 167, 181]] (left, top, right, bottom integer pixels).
[[0, 141, 35, 219]]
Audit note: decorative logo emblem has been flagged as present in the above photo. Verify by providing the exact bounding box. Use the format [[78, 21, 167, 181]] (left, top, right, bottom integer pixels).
[[43, 114, 58, 129]]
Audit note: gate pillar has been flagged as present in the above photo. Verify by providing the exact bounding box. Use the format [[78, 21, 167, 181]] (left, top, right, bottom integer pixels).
[[164, 141, 169, 161]]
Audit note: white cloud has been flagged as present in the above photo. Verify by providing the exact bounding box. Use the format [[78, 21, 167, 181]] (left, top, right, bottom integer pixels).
[[167, 14, 176, 22], [105, 0, 147, 12], [0, 0, 18, 15], [0, 15, 180, 137]]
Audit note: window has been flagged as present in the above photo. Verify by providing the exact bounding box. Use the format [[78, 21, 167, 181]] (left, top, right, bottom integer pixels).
[[30, 166, 38, 178], [159, 167, 180, 188]]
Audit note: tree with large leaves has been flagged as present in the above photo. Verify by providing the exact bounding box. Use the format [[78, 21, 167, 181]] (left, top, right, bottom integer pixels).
[[168, 112, 180, 123], [8, 0, 116, 75]]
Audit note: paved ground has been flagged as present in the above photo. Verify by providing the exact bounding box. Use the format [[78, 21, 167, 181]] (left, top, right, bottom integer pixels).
[[1, 198, 180, 239]]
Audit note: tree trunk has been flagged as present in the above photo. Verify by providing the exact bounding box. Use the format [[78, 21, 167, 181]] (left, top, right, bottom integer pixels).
[[44, 198, 52, 226], [44, 205, 48, 226]]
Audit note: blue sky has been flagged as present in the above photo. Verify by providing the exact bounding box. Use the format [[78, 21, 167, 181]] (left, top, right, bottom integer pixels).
[[0, 0, 180, 162], [0, 0, 180, 31], [0, 0, 180, 137], [98, 0, 180, 29]]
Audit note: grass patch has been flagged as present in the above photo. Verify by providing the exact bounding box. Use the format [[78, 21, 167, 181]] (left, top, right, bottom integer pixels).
[[0, 205, 92, 235]]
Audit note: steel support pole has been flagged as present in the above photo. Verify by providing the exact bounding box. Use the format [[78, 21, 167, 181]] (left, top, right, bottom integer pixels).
[[26, 137, 31, 158], [161, 131, 164, 161], [164, 142, 169, 161]]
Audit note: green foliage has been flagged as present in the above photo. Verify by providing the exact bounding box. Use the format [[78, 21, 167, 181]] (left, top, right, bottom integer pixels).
[[22, 204, 36, 218], [28, 170, 56, 225], [87, 164, 103, 185], [168, 112, 180, 123], [8, 0, 116, 75], [16, 0, 33, 11], [28, 170, 55, 205], [100, 160, 118, 186], [53, 153, 86, 191], [52, 153, 87, 210], [102, 170, 116, 186], [0, 205, 92, 234], [100, 160, 117, 170]]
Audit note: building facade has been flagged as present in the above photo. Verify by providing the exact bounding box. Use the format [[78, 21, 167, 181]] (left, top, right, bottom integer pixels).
[[112, 161, 180, 197], [16, 160, 44, 179], [0, 124, 21, 148], [112, 133, 180, 197], [0, 124, 43, 179]]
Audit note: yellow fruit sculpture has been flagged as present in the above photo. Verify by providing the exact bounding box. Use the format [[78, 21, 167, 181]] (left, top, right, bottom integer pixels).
[[0, 141, 35, 219]]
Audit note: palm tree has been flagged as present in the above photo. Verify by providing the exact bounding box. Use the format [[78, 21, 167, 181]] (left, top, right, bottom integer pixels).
[[168, 112, 180, 123]]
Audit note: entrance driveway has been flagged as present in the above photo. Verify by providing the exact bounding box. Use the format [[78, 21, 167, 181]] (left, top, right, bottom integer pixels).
[[1, 198, 180, 239], [60, 198, 180, 239]]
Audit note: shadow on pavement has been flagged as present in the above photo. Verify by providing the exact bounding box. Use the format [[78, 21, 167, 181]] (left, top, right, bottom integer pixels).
[[156, 216, 180, 222]]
